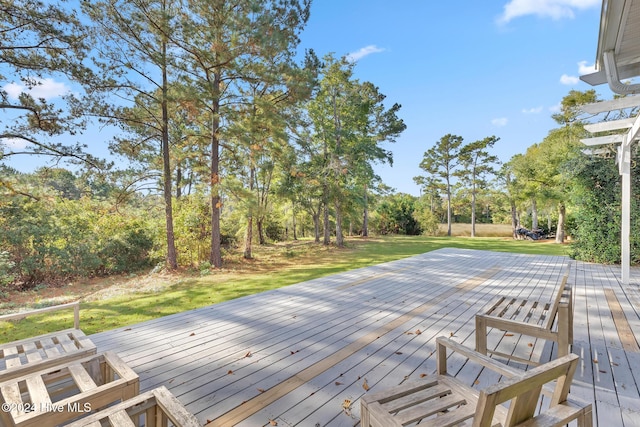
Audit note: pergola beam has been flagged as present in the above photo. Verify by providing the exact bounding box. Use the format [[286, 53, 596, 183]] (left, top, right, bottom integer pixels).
[[580, 134, 624, 145], [584, 117, 635, 133], [580, 95, 640, 114]]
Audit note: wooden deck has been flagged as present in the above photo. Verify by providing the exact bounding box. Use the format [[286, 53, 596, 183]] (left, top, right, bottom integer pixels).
[[90, 248, 640, 426]]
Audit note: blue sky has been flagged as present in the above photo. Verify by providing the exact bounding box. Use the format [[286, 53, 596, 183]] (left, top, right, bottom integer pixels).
[[3, 0, 609, 196], [297, 0, 605, 195]]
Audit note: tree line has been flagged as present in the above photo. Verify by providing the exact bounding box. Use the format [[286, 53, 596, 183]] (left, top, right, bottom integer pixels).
[[2, 1, 638, 290]]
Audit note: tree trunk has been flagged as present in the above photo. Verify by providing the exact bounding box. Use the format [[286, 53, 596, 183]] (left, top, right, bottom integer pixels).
[[244, 216, 253, 259], [555, 203, 566, 243], [335, 199, 344, 247], [362, 185, 369, 237], [470, 182, 477, 238], [531, 198, 538, 230], [243, 167, 255, 259], [313, 212, 320, 243], [209, 73, 222, 268], [161, 38, 177, 270], [292, 204, 297, 240], [446, 179, 452, 237], [510, 200, 518, 239], [323, 203, 330, 245]]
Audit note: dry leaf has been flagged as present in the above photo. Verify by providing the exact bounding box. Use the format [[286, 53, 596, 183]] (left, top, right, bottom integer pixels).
[[342, 399, 352, 410], [335, 381, 343, 386], [363, 379, 370, 391], [593, 359, 599, 363], [527, 342, 533, 347], [189, 332, 195, 336], [415, 329, 422, 335], [227, 370, 233, 375], [257, 388, 265, 393], [406, 331, 414, 335], [449, 332, 454, 337], [599, 370, 607, 373], [474, 380, 480, 385], [395, 351, 403, 355], [612, 362, 620, 366], [505, 333, 514, 337], [420, 373, 427, 378], [245, 351, 252, 358], [269, 420, 278, 426]]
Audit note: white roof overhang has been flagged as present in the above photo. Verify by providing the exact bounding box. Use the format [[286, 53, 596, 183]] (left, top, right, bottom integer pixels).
[[580, 0, 640, 94]]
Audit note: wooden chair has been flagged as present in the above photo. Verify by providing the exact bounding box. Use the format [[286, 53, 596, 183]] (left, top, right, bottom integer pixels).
[[475, 268, 573, 365], [361, 337, 592, 427], [0, 302, 97, 382]]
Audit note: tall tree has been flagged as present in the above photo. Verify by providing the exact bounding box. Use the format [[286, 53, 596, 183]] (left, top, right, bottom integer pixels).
[[456, 136, 499, 237], [416, 134, 463, 236], [176, 0, 310, 267], [83, 0, 180, 269]]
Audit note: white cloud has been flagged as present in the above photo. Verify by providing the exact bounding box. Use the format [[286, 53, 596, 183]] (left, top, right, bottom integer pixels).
[[522, 106, 544, 114], [492, 117, 509, 127], [578, 60, 596, 75], [549, 103, 562, 113], [346, 45, 385, 62], [560, 74, 580, 85], [0, 137, 30, 149], [2, 78, 70, 100], [497, 0, 600, 24]]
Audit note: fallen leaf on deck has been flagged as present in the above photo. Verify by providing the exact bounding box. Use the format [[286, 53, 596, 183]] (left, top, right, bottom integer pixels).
[[593, 359, 599, 363], [449, 332, 455, 337], [406, 331, 414, 335], [335, 381, 343, 386], [227, 370, 233, 375], [245, 351, 252, 358], [342, 399, 352, 410], [474, 380, 480, 385], [415, 329, 422, 335], [599, 370, 607, 374], [420, 373, 427, 378], [363, 379, 370, 391], [505, 333, 514, 337], [190, 332, 195, 336], [258, 388, 265, 393], [269, 420, 278, 426], [124, 328, 132, 331], [395, 351, 403, 355], [527, 342, 533, 347]]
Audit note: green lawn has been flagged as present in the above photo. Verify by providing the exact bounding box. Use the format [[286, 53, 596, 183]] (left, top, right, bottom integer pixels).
[[0, 236, 568, 342]]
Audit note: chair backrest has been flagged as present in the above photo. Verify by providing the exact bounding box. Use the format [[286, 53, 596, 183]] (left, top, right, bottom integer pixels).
[[543, 268, 572, 330], [473, 353, 579, 427]]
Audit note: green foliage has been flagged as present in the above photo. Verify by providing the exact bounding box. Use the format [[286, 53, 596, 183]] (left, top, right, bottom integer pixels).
[[0, 195, 157, 287], [413, 207, 439, 236], [372, 193, 421, 235], [568, 154, 640, 264]]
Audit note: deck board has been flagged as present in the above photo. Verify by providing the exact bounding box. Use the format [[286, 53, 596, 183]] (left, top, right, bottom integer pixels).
[[88, 248, 640, 426]]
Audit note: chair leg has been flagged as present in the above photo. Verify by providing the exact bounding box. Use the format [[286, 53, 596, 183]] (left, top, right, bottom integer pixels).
[[476, 316, 487, 355], [578, 405, 593, 427]]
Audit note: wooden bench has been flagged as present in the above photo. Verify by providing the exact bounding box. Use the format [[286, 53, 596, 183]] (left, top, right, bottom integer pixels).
[[0, 351, 139, 427], [64, 386, 200, 427], [361, 336, 592, 427], [475, 266, 573, 365], [0, 302, 97, 382]]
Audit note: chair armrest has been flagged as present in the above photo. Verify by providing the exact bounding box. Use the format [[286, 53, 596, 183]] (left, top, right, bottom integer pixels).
[[436, 336, 521, 378]]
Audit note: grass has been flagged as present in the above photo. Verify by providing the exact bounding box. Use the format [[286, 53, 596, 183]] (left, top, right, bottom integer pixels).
[[0, 234, 568, 343]]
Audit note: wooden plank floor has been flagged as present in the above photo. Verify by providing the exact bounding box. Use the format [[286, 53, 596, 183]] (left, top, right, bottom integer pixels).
[[90, 248, 640, 426]]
